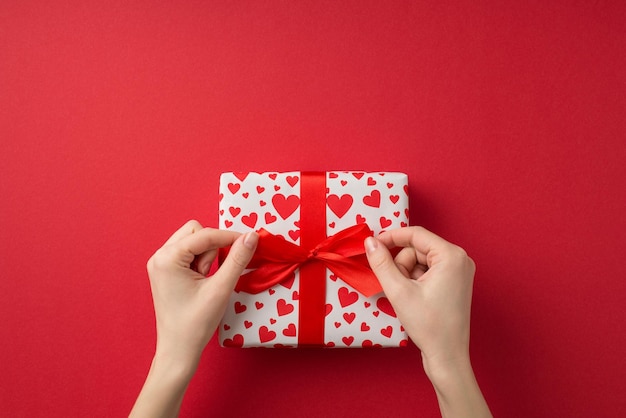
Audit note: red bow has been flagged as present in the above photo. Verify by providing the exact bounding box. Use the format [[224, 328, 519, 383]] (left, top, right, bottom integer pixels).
[[235, 224, 383, 297]]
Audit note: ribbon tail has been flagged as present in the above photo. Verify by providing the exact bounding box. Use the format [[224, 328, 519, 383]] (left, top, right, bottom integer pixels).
[[322, 255, 383, 297], [235, 263, 300, 294]]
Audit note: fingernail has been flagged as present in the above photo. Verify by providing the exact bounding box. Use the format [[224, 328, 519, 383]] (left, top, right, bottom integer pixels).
[[243, 231, 259, 249], [364, 237, 378, 254]]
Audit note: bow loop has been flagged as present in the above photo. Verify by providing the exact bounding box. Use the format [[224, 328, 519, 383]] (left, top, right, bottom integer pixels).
[[234, 224, 383, 297]]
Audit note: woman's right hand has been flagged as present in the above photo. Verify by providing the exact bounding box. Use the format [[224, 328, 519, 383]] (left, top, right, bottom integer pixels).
[[365, 227, 492, 418]]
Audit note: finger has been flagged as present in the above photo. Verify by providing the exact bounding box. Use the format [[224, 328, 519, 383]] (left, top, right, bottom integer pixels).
[[378, 226, 451, 266], [364, 236, 409, 298], [176, 228, 242, 257], [163, 220, 204, 246], [394, 247, 419, 277], [211, 231, 259, 290], [195, 249, 218, 275]]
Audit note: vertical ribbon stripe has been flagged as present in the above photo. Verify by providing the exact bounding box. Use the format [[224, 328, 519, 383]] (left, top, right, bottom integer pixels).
[[297, 172, 327, 346]]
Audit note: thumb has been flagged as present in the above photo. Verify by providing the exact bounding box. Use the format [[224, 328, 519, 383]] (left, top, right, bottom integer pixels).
[[212, 231, 259, 290], [364, 236, 407, 298]]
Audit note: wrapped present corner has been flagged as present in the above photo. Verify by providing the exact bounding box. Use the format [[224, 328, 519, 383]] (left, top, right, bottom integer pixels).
[[218, 171, 409, 348]]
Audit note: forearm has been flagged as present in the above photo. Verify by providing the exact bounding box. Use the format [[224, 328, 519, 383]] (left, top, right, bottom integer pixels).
[[424, 357, 492, 418], [129, 352, 198, 418]]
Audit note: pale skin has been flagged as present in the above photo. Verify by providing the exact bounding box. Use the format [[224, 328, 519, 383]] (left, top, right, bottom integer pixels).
[[130, 221, 492, 418]]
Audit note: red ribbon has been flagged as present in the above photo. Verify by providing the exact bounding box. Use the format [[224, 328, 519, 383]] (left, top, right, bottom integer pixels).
[[235, 224, 382, 297]]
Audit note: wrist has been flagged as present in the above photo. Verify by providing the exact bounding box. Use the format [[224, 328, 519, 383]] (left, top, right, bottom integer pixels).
[[422, 351, 473, 386], [152, 346, 201, 384], [422, 353, 492, 418]]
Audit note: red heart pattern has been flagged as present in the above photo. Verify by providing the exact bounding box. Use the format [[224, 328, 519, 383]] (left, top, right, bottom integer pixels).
[[218, 171, 408, 347], [327, 194, 353, 218], [272, 194, 300, 220], [241, 213, 257, 229], [376, 297, 397, 318], [277, 298, 294, 316], [363, 190, 381, 208], [259, 326, 276, 343], [282, 323, 296, 337], [338, 287, 358, 307]]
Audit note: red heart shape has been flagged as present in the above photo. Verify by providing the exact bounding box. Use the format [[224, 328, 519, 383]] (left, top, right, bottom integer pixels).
[[360, 322, 370, 331], [340, 180, 347, 186], [256, 186, 265, 194], [364, 301, 371, 308], [259, 326, 276, 343], [244, 320, 253, 329], [338, 287, 358, 307], [329, 221, 335, 228], [255, 301, 264, 310], [367, 177, 376, 186], [373, 311, 380, 317], [380, 326, 393, 338], [268, 289, 275, 295], [329, 172, 339, 178], [355, 214, 366, 224], [379, 216, 392, 229], [342, 336, 354, 346], [274, 185, 280, 191], [219, 193, 224, 201], [387, 182, 393, 189], [403, 185, 409, 195], [227, 183, 240, 194], [269, 173, 277, 180], [363, 190, 381, 208], [224, 220, 233, 228], [270, 318, 277, 324], [272, 194, 300, 220], [242, 192, 249, 198], [352, 172, 364, 179], [327, 194, 353, 218], [362, 340, 382, 348], [401, 222, 408, 227], [390, 195, 399, 204], [325, 341, 336, 347], [233, 173, 248, 181], [334, 322, 342, 328], [223, 334, 244, 347], [229, 207, 241, 217], [292, 290, 299, 300], [260, 200, 267, 206], [234, 301, 246, 314], [376, 297, 397, 317], [399, 339, 408, 347], [286, 175, 299, 187], [265, 212, 277, 224], [241, 212, 258, 228], [325, 304, 333, 316], [282, 323, 296, 337], [219, 210, 224, 215], [277, 298, 294, 316], [223, 324, 230, 330], [288, 229, 300, 241], [343, 312, 356, 324]]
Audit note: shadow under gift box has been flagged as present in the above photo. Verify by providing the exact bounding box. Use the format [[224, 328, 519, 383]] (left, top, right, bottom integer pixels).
[[218, 171, 409, 348]]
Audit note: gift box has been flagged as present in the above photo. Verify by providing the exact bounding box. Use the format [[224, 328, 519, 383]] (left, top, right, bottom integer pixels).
[[218, 171, 409, 348]]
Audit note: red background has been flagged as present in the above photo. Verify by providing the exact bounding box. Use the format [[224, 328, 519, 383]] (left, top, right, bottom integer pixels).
[[1, 1, 625, 417]]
